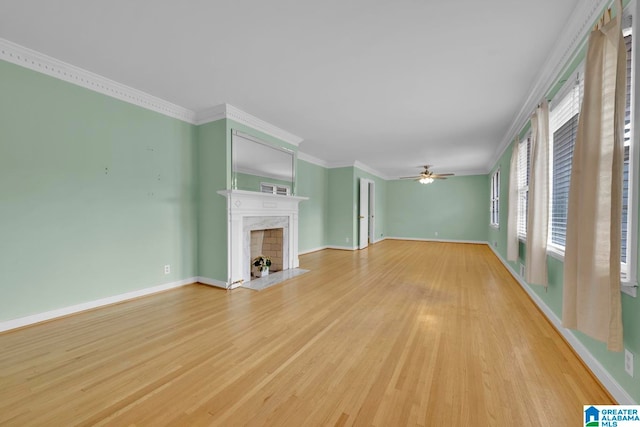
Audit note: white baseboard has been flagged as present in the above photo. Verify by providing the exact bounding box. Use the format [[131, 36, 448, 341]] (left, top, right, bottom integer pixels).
[[385, 236, 487, 245], [301, 240, 387, 254], [326, 245, 357, 251], [0, 277, 197, 333], [197, 276, 229, 289], [299, 246, 329, 255], [486, 244, 636, 405]]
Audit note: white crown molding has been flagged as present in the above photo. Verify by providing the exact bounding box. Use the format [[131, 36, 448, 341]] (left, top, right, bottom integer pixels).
[[297, 151, 329, 168], [195, 103, 304, 147], [326, 160, 357, 169], [194, 104, 227, 125], [326, 160, 390, 180], [489, 0, 610, 169], [328, 161, 485, 180], [353, 161, 391, 180], [0, 38, 197, 123], [0, 39, 307, 149]]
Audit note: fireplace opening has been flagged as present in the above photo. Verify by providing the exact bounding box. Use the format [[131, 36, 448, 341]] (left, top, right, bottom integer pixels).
[[250, 228, 284, 278]]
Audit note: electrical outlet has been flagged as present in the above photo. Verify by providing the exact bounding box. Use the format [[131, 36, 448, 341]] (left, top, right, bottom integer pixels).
[[625, 349, 634, 377], [519, 264, 525, 278], [164, 264, 171, 275], [493, 241, 498, 247], [434, 232, 439, 237]]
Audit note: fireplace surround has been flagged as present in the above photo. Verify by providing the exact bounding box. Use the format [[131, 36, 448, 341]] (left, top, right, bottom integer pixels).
[[218, 190, 307, 288]]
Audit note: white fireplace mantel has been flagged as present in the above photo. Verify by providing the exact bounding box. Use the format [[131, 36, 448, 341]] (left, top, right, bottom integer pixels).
[[217, 190, 308, 289]]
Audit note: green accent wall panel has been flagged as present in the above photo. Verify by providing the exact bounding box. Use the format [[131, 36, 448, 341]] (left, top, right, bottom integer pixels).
[[297, 160, 329, 252], [386, 175, 489, 242], [0, 59, 198, 321], [327, 167, 356, 248], [196, 119, 228, 283]]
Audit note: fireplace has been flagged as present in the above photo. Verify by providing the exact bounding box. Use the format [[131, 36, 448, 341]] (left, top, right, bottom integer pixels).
[[250, 228, 284, 276], [218, 190, 307, 288], [243, 216, 289, 280]]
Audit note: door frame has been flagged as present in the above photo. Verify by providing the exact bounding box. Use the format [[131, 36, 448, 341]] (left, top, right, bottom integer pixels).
[[358, 178, 375, 249]]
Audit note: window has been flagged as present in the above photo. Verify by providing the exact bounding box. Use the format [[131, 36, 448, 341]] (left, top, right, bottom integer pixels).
[[549, 72, 583, 249], [546, 11, 635, 283], [260, 182, 290, 195], [490, 169, 500, 227], [517, 136, 531, 239], [621, 23, 634, 280]]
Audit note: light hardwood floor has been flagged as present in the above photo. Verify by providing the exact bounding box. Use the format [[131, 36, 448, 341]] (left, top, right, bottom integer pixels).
[[0, 241, 613, 426]]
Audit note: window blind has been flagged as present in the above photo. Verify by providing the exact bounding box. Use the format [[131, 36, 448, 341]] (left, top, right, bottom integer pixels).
[[547, 30, 633, 270], [517, 137, 530, 239], [260, 183, 290, 195], [550, 114, 578, 247], [549, 70, 583, 248], [621, 32, 633, 268], [490, 170, 500, 226]]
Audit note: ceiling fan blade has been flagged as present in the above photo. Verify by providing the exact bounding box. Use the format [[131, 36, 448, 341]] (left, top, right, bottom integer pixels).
[[399, 176, 420, 179], [432, 176, 448, 179], [431, 173, 454, 177]]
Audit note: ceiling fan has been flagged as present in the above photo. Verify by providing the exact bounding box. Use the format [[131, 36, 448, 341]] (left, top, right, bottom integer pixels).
[[399, 165, 454, 184]]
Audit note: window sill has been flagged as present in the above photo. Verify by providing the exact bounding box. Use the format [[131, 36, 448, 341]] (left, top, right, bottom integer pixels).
[[546, 245, 565, 261], [621, 281, 638, 297], [545, 246, 636, 297]]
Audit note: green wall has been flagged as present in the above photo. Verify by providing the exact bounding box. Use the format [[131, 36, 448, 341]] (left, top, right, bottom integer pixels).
[[327, 167, 357, 248], [0, 59, 198, 321], [325, 166, 388, 248], [386, 175, 489, 242], [196, 119, 228, 283], [297, 160, 329, 252]]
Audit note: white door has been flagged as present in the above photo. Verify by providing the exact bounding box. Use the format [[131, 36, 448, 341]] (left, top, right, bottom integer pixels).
[[368, 181, 375, 244], [359, 179, 370, 249]]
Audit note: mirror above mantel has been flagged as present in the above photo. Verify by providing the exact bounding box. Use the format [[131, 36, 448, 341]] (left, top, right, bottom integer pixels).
[[231, 130, 296, 195]]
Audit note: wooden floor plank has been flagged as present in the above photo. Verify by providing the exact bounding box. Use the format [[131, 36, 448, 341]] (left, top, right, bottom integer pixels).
[[0, 241, 613, 425]]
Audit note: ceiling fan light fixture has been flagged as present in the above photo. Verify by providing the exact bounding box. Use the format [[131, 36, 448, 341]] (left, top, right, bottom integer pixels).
[[419, 177, 434, 184]]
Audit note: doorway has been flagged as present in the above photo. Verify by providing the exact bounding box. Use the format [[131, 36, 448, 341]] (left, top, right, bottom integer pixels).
[[358, 179, 375, 249]]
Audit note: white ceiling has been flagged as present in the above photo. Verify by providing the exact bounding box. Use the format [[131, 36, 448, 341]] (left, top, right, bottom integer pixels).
[[0, 0, 584, 178]]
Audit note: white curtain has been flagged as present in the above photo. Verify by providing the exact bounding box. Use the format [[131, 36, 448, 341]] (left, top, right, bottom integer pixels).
[[562, 0, 625, 352], [525, 102, 550, 286], [507, 139, 519, 261]]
